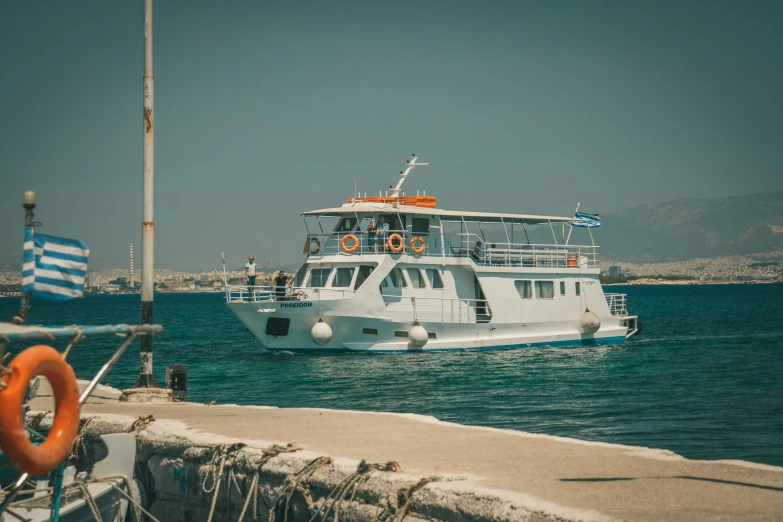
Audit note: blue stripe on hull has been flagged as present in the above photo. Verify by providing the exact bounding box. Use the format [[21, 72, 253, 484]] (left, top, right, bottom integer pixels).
[[264, 336, 628, 354]]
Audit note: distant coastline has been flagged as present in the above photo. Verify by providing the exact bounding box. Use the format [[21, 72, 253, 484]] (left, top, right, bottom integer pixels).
[[604, 279, 781, 286]]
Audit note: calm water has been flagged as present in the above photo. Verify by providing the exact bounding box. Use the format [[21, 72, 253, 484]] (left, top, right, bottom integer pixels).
[[2, 285, 782, 467]]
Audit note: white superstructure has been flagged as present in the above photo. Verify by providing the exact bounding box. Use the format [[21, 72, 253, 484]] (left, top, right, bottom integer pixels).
[[226, 155, 641, 353]]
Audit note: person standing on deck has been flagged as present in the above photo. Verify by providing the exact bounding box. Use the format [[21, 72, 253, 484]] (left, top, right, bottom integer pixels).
[[364, 220, 377, 253], [376, 216, 390, 252], [274, 270, 291, 300], [245, 256, 257, 301]]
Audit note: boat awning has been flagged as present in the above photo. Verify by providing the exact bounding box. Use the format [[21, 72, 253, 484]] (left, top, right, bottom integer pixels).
[[0, 322, 162, 343], [302, 204, 580, 225]]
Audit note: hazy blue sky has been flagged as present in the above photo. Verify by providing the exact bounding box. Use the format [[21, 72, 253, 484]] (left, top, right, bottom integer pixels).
[[1, 1, 781, 271]]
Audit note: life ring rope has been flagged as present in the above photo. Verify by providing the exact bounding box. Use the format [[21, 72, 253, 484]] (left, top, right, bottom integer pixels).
[[388, 234, 404, 253], [340, 234, 359, 254], [410, 236, 425, 254], [0, 345, 81, 476]]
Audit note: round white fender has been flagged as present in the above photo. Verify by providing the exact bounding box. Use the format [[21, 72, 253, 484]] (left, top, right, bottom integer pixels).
[[579, 310, 601, 334], [409, 324, 429, 348], [311, 319, 333, 345]]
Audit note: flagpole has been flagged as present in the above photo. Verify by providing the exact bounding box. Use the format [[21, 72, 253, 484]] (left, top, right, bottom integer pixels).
[[12, 191, 37, 325], [134, 0, 159, 388]]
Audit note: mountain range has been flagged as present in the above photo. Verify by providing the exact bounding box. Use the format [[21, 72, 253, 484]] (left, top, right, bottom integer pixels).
[[597, 190, 783, 262]]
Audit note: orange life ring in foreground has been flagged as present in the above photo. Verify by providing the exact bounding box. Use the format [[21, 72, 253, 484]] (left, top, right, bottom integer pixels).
[[340, 234, 359, 254], [410, 236, 425, 254], [388, 234, 404, 253], [0, 345, 81, 476]]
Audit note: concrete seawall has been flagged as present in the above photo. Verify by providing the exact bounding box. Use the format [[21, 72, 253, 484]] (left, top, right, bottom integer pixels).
[[26, 386, 783, 522]]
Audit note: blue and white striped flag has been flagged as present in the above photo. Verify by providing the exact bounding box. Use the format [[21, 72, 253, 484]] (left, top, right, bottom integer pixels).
[[572, 205, 600, 228], [22, 227, 90, 300]]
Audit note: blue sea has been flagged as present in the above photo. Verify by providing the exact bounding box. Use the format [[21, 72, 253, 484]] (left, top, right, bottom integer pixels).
[[2, 284, 782, 468]]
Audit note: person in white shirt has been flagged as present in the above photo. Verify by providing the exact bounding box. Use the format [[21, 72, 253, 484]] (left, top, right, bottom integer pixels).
[[245, 256, 257, 301]]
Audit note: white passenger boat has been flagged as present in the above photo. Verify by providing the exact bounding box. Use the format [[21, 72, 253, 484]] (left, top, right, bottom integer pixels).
[[226, 155, 641, 353]]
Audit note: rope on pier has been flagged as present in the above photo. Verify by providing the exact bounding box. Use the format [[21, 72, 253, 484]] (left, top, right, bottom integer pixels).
[[203, 443, 247, 522], [270, 456, 332, 522], [309, 459, 400, 522]]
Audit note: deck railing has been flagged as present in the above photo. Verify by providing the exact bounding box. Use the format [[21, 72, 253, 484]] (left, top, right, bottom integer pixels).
[[605, 293, 628, 316], [225, 285, 355, 303], [381, 294, 492, 324], [304, 231, 598, 268]]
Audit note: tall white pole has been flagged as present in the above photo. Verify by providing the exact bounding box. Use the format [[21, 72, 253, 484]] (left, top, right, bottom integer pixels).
[[135, 0, 159, 387]]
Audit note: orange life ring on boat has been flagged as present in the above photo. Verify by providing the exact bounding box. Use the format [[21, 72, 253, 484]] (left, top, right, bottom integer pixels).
[[388, 234, 404, 253], [340, 234, 359, 254], [0, 345, 81, 476], [410, 236, 425, 254], [303, 238, 311, 255], [309, 237, 321, 255]]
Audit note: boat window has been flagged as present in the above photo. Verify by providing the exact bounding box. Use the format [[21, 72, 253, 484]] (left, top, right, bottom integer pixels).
[[306, 268, 331, 288], [412, 217, 430, 235], [426, 269, 444, 289], [331, 267, 355, 288], [363, 328, 378, 335], [388, 267, 407, 288], [334, 217, 358, 232], [575, 281, 581, 296], [354, 265, 375, 289], [560, 281, 566, 296], [515, 280, 532, 299], [535, 281, 555, 299], [407, 268, 426, 289], [380, 214, 405, 233], [292, 265, 307, 287], [428, 332, 437, 339], [394, 330, 409, 338]]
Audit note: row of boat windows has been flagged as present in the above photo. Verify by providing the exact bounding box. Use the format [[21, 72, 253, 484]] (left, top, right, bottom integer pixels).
[[302, 265, 376, 289], [362, 327, 437, 339], [516, 280, 581, 299], [380, 267, 444, 290]]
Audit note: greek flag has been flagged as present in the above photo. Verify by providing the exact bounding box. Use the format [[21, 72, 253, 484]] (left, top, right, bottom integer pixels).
[[22, 227, 90, 300], [572, 205, 600, 228]]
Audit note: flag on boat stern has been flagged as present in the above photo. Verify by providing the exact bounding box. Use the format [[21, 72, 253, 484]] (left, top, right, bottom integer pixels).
[[572, 205, 600, 228], [22, 227, 90, 300]]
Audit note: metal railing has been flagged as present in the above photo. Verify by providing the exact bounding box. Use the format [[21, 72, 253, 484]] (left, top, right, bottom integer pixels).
[[225, 285, 355, 303], [381, 294, 492, 324], [304, 231, 598, 268], [605, 293, 628, 316]]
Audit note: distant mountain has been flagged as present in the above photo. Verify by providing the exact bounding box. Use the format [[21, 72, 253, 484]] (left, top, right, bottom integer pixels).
[[598, 190, 783, 262]]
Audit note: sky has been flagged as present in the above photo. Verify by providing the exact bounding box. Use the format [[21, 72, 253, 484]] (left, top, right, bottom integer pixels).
[[1, 0, 781, 271]]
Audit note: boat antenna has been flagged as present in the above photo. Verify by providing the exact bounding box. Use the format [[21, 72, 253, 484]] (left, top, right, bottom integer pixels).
[[390, 153, 428, 199]]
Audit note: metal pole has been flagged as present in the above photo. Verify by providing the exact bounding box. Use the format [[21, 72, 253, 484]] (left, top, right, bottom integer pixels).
[[12, 192, 37, 324], [135, 0, 159, 387]]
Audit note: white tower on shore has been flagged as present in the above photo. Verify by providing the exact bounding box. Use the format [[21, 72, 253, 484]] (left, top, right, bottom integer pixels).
[[129, 242, 135, 288]]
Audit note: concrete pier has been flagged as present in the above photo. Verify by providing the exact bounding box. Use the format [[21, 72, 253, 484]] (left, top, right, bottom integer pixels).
[[27, 385, 783, 522]]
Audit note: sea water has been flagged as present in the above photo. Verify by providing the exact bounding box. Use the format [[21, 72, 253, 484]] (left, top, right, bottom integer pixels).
[[2, 284, 781, 467]]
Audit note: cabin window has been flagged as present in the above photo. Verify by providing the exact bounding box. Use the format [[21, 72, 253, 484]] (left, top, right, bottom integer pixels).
[[306, 268, 331, 288], [515, 280, 532, 299], [354, 265, 375, 289], [388, 267, 407, 288], [426, 269, 444, 289], [334, 217, 357, 232], [535, 281, 555, 299], [428, 332, 437, 339], [293, 265, 307, 287], [560, 281, 566, 296], [331, 267, 355, 288], [394, 330, 409, 338], [575, 282, 581, 296], [407, 268, 426, 289], [363, 328, 378, 335], [412, 217, 430, 235]]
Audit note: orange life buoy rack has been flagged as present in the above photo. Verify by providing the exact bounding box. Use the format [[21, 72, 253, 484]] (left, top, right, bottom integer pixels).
[[340, 234, 359, 254], [0, 345, 81, 476], [410, 236, 426, 254], [388, 234, 404, 253]]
